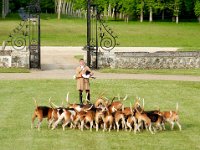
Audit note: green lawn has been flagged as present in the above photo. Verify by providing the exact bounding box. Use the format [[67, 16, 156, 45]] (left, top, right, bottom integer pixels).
[[0, 14, 200, 48], [0, 67, 30, 73], [0, 79, 200, 150], [99, 68, 200, 76], [74, 55, 84, 60]]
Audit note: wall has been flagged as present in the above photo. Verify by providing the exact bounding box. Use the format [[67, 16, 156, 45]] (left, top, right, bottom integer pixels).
[[0, 49, 29, 68], [98, 51, 200, 69]]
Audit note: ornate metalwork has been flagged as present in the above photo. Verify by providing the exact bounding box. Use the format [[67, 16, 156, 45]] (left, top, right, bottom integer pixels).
[[5, 19, 29, 51], [27, 0, 41, 14], [86, 1, 118, 68], [3, 0, 41, 69], [28, 0, 41, 69], [99, 19, 119, 52]]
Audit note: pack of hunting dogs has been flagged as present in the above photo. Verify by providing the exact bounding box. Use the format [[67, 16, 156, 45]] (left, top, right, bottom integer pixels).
[[31, 93, 182, 134]]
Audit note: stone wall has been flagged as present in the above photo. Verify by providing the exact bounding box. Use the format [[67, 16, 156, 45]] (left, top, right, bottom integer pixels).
[[98, 51, 200, 69], [0, 49, 29, 68], [0, 51, 12, 67]]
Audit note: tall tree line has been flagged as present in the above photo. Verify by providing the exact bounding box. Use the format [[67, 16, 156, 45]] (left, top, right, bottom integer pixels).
[[2, 0, 200, 23], [55, 0, 200, 23], [1, 0, 9, 18]]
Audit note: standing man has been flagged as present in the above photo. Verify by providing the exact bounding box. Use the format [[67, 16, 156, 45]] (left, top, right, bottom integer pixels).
[[75, 59, 94, 104]]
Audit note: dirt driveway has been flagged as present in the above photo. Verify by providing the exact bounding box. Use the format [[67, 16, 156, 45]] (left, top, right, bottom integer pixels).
[[0, 47, 200, 81]]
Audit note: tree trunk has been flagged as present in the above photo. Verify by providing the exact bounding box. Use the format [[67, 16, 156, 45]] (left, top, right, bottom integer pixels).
[[125, 15, 129, 23], [162, 10, 165, 20], [108, 4, 111, 17], [198, 16, 200, 23], [2, 0, 9, 19], [57, 0, 62, 19], [62, 1, 66, 14], [149, 7, 153, 22], [112, 8, 115, 18], [119, 13, 122, 19], [55, 0, 58, 13], [2, 0, 5, 18], [69, 1, 72, 16], [176, 15, 179, 24], [140, 1, 144, 22], [104, 5, 107, 18]]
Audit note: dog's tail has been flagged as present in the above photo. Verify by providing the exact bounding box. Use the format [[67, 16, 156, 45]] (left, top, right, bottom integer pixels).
[[48, 97, 54, 109], [49, 97, 60, 109], [66, 92, 69, 104], [176, 102, 179, 113], [122, 94, 128, 101], [130, 102, 133, 115], [33, 98, 38, 107], [142, 98, 145, 110]]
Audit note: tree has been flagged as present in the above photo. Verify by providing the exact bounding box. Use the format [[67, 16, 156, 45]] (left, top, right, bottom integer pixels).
[[194, 0, 200, 22], [119, 0, 136, 22], [173, 0, 182, 23], [146, 0, 156, 22], [155, 0, 169, 20], [57, 0, 62, 19], [2, 0, 9, 18], [109, 0, 121, 20], [40, 0, 54, 13], [136, 0, 145, 22]]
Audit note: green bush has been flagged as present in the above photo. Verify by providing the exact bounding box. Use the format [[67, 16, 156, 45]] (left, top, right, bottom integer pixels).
[[194, 1, 200, 20]]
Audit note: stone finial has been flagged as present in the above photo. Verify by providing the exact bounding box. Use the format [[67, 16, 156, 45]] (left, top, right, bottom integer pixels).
[[2, 41, 6, 51]]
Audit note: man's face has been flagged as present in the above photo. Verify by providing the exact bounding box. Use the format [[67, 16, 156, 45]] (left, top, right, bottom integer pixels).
[[79, 60, 85, 66]]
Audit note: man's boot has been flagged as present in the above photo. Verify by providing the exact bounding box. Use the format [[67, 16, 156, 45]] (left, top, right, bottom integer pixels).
[[86, 90, 90, 103], [79, 90, 83, 104]]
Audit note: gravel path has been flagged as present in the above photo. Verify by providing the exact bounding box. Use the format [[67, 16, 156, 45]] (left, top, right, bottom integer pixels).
[[0, 46, 200, 81]]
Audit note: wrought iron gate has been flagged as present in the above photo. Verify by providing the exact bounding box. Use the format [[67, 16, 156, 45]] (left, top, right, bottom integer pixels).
[[4, 0, 116, 69], [4, 0, 41, 69], [86, 0, 118, 69], [28, 0, 41, 69]]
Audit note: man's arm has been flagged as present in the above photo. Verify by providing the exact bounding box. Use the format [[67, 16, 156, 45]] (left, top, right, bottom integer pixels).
[[76, 67, 82, 78], [86, 66, 94, 76]]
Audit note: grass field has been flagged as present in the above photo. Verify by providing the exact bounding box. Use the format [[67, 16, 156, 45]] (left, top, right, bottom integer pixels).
[[99, 68, 200, 76], [0, 14, 200, 49], [0, 79, 200, 150], [0, 67, 30, 73]]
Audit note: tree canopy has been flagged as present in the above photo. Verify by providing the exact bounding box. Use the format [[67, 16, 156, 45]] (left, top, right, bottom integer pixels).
[[2, 0, 200, 22]]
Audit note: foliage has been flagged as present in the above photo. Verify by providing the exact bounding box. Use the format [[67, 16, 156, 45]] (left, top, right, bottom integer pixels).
[[119, 0, 137, 16], [2, 0, 200, 21], [9, 0, 55, 13], [194, 0, 200, 17], [73, 0, 87, 10]]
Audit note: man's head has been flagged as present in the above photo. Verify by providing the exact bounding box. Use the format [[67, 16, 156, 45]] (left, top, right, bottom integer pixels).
[[79, 59, 85, 66]]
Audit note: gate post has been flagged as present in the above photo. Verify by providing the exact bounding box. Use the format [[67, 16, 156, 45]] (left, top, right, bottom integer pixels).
[[87, 0, 91, 67], [28, 0, 41, 69], [86, 1, 118, 69]]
